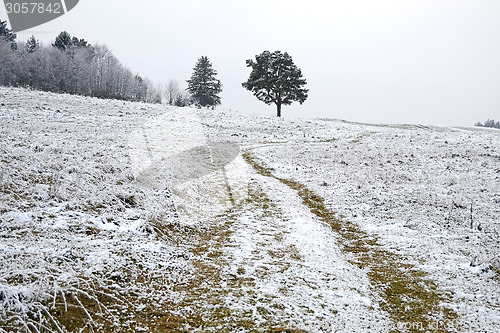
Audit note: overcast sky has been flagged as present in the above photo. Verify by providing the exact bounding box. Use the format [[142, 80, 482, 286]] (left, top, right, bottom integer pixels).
[[2, 0, 499, 125]]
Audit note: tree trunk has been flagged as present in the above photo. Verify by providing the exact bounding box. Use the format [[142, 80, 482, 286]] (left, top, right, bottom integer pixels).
[[276, 102, 282, 117]]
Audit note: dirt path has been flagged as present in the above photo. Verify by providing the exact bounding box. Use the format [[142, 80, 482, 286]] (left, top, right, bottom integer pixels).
[[166, 152, 390, 332], [220, 166, 392, 332]]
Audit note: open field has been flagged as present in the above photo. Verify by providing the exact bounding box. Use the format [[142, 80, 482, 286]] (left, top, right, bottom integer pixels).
[[1, 87, 498, 332]]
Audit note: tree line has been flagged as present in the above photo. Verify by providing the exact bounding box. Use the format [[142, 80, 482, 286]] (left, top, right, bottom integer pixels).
[[2, 19, 309, 116], [475, 119, 500, 129], [1, 21, 162, 103]]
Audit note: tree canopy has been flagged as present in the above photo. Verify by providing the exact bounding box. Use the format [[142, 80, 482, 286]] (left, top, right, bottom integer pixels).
[[186, 56, 222, 108], [53, 31, 90, 51], [242, 50, 308, 117], [0, 19, 17, 50]]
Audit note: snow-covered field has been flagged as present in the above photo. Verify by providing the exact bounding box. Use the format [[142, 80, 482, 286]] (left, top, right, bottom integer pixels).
[[0, 87, 498, 332]]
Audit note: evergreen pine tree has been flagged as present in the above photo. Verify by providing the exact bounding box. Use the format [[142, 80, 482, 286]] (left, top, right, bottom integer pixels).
[[71, 36, 90, 48], [242, 50, 308, 117], [53, 31, 73, 51], [187, 56, 222, 107], [26, 35, 39, 54], [0, 20, 17, 50]]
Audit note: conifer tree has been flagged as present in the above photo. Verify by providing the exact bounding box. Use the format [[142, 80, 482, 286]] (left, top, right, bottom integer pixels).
[[53, 31, 73, 51], [242, 50, 308, 117], [0, 20, 17, 50], [71, 36, 90, 49], [26, 36, 39, 54], [187, 56, 222, 107]]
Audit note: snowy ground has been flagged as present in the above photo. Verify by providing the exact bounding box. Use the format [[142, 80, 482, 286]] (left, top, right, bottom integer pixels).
[[0, 87, 498, 332], [244, 122, 500, 332]]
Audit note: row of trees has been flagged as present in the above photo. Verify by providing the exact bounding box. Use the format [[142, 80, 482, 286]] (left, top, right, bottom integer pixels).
[[1, 21, 161, 103], [475, 119, 500, 129], [2, 19, 309, 116]]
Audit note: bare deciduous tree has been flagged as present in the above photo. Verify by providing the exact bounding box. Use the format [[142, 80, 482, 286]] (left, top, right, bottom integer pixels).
[[165, 79, 180, 105], [0, 31, 161, 103]]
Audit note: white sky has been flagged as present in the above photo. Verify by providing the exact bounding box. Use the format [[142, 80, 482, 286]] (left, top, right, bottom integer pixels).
[[2, 0, 500, 125]]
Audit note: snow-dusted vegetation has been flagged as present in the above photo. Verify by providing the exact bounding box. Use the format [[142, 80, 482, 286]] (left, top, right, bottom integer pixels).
[[1, 87, 498, 332]]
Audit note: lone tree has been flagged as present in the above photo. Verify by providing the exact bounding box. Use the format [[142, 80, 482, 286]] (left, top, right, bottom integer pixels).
[[242, 50, 308, 117], [187, 56, 222, 107]]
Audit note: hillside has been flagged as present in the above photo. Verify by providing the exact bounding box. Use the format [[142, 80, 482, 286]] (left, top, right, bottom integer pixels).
[[0, 87, 498, 332]]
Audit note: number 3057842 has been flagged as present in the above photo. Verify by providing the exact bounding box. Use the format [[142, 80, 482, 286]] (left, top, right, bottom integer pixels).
[[5, 2, 62, 14]]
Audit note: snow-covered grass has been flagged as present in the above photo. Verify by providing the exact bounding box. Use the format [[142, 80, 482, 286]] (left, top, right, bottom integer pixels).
[[244, 121, 499, 332], [0, 88, 190, 331], [242, 151, 459, 332], [1, 87, 498, 332]]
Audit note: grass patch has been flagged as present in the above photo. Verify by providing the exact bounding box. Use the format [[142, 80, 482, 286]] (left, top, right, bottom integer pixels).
[[242, 151, 459, 333], [351, 131, 375, 143], [124, 188, 296, 332], [317, 138, 337, 143], [492, 266, 500, 282]]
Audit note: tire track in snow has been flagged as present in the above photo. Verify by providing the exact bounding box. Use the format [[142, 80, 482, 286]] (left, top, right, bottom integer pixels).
[[242, 150, 460, 333], [221, 169, 392, 332], [173, 151, 391, 332]]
